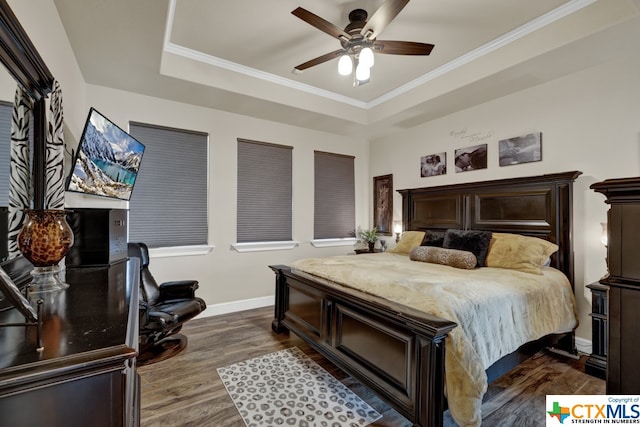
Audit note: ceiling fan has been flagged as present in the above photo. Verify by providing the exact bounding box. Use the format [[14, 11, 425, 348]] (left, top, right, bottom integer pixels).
[[291, 0, 434, 85]]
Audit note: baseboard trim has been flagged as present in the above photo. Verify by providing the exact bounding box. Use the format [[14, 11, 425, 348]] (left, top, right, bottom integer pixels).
[[574, 336, 592, 355], [197, 295, 274, 318]]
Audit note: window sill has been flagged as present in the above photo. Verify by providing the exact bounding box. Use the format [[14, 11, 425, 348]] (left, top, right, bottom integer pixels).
[[148, 245, 214, 258], [232, 241, 299, 253], [310, 238, 357, 248]]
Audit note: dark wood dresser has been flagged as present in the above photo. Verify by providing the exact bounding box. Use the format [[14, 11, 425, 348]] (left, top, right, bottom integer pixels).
[[591, 177, 640, 394], [0, 259, 140, 426]]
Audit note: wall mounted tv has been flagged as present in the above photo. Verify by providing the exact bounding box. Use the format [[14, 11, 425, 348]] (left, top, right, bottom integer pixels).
[[66, 108, 145, 201]]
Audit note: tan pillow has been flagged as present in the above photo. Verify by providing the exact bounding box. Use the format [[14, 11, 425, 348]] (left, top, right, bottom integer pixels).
[[485, 232, 559, 275], [387, 231, 425, 255], [410, 246, 477, 269]]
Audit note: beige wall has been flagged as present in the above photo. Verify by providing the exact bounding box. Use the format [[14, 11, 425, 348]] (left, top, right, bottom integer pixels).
[[370, 52, 640, 341], [81, 84, 370, 306]]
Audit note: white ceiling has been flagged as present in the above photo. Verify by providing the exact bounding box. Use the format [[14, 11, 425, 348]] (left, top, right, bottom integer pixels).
[[52, 0, 640, 138]]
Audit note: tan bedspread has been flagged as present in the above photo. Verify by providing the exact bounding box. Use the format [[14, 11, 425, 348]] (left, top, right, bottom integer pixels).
[[291, 253, 578, 427]]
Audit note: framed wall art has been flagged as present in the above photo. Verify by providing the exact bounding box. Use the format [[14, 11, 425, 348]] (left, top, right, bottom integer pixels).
[[373, 174, 392, 235], [454, 144, 487, 172], [420, 152, 446, 177], [499, 132, 542, 166]]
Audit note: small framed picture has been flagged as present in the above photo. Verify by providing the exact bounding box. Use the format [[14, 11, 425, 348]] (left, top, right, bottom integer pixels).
[[420, 152, 446, 177], [373, 174, 393, 235], [454, 144, 487, 172], [499, 132, 542, 166]]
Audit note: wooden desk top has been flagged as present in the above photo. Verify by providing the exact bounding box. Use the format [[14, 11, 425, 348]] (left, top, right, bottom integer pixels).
[[0, 260, 139, 387]]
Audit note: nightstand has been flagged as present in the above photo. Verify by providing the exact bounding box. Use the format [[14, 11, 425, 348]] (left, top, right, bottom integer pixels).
[[585, 281, 608, 379], [354, 248, 382, 254]]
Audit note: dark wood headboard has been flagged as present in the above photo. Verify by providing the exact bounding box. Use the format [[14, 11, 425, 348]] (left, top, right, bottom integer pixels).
[[397, 171, 582, 287]]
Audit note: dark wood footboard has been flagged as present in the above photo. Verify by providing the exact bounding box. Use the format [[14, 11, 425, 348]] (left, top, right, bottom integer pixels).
[[270, 264, 457, 427]]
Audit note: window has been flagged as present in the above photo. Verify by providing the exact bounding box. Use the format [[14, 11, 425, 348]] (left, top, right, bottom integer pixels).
[[128, 123, 208, 248], [314, 151, 355, 239], [236, 139, 292, 243]]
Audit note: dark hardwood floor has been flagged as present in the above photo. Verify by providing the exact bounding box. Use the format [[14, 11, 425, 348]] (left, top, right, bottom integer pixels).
[[138, 306, 604, 426]]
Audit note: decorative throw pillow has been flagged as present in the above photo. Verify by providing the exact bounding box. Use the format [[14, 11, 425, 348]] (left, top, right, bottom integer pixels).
[[420, 230, 446, 247], [485, 232, 559, 275], [442, 229, 492, 267], [410, 246, 477, 269], [387, 231, 425, 255]]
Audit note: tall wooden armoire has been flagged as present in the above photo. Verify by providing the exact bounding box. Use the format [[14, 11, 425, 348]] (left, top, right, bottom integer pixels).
[[591, 177, 640, 393]]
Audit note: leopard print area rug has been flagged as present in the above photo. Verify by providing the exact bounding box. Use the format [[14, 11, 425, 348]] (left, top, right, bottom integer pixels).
[[217, 347, 382, 427]]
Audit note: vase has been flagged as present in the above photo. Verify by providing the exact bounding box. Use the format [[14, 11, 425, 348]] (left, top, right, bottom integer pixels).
[[368, 241, 375, 252], [17, 209, 74, 292]]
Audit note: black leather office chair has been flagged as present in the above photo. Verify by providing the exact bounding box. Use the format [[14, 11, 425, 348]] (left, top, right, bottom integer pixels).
[[128, 242, 206, 365]]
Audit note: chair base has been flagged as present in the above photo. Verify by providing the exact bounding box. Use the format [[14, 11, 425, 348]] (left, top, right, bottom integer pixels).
[[137, 334, 188, 366]]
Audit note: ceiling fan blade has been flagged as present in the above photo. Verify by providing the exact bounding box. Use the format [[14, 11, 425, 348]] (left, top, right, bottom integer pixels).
[[294, 49, 345, 71], [292, 7, 351, 40], [361, 0, 410, 40], [373, 40, 434, 55]]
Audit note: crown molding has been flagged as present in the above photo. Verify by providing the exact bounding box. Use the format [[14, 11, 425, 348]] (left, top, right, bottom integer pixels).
[[164, 0, 597, 112], [163, 42, 369, 109], [164, 1, 366, 108], [368, 0, 598, 108]]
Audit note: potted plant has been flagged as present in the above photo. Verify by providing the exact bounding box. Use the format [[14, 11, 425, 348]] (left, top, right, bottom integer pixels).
[[358, 227, 379, 252]]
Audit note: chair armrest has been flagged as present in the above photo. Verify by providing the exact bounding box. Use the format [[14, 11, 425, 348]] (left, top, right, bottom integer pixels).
[[139, 300, 151, 327], [158, 280, 199, 300]]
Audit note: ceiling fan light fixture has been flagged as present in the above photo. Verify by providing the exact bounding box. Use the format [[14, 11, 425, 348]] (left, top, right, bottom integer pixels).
[[355, 61, 370, 82], [359, 47, 374, 68], [338, 54, 353, 76], [292, 2, 434, 87]]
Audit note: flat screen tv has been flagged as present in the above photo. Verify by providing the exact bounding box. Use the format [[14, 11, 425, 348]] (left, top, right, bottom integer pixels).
[[66, 108, 145, 201]]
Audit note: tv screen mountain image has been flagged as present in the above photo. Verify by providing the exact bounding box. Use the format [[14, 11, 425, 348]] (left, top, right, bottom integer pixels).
[[67, 108, 145, 201]]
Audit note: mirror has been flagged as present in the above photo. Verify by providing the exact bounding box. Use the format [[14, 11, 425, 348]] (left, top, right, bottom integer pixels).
[[0, 0, 53, 272]]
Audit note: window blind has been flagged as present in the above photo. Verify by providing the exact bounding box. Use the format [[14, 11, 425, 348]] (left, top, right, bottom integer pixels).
[[237, 139, 292, 243], [128, 122, 208, 248], [314, 151, 355, 239], [0, 102, 12, 205]]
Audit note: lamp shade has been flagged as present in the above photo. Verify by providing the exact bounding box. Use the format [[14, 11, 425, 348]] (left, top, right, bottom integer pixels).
[[355, 61, 370, 81], [338, 55, 352, 76], [359, 47, 374, 68]]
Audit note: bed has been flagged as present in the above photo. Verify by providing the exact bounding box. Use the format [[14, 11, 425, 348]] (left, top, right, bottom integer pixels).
[[270, 171, 581, 427]]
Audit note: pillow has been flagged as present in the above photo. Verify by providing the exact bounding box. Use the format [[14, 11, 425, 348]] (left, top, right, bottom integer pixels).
[[420, 230, 445, 247], [442, 229, 492, 267], [410, 246, 477, 270], [485, 232, 559, 275], [387, 231, 425, 255]]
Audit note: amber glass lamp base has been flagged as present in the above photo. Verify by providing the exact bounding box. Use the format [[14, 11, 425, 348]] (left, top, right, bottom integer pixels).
[[17, 209, 74, 293], [29, 265, 69, 293]]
